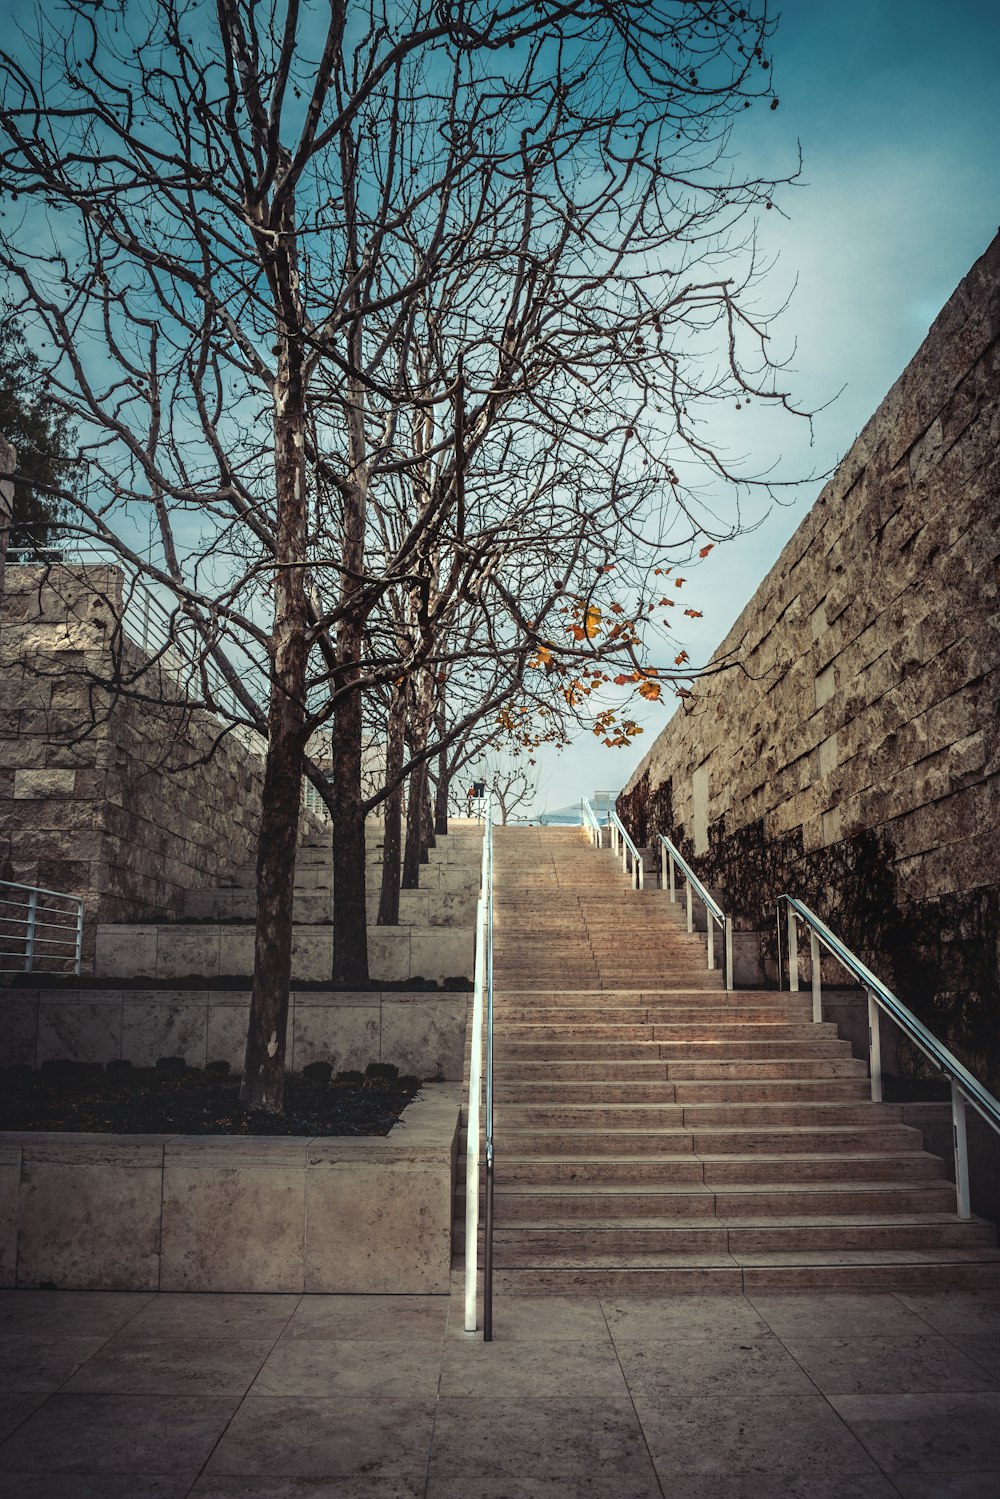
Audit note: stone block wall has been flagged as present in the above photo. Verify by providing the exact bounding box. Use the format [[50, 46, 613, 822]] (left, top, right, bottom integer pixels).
[[619, 233, 1000, 1086], [0, 565, 267, 964]]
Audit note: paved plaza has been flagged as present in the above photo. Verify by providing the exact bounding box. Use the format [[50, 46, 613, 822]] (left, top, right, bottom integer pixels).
[[1, 1286, 999, 1496]]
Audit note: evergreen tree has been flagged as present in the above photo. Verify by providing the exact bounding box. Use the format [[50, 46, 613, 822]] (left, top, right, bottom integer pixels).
[[0, 316, 76, 558]]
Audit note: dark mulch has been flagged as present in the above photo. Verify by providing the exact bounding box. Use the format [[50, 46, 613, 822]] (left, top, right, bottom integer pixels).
[[0, 1058, 421, 1136]]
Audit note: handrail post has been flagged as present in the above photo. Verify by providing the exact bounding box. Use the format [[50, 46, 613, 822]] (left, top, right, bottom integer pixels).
[[867, 987, 883, 1102], [951, 1081, 971, 1219], [24, 887, 37, 973], [724, 917, 734, 992], [706, 909, 715, 971], [636, 855, 644, 891], [660, 839, 667, 892], [463, 891, 486, 1332], [668, 851, 676, 903], [787, 905, 799, 992], [810, 929, 822, 1023], [685, 878, 693, 934], [74, 896, 84, 975]]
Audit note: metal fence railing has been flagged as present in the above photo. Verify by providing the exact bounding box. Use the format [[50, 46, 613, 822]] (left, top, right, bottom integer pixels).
[[658, 834, 734, 991], [0, 881, 83, 976], [779, 894, 1000, 1220]]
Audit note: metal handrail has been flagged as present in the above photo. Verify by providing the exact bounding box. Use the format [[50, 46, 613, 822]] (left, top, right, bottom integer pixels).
[[0, 880, 83, 975], [580, 796, 603, 847], [779, 893, 1000, 1220], [10, 546, 265, 746], [658, 835, 733, 992], [464, 793, 495, 1339], [608, 804, 644, 889]]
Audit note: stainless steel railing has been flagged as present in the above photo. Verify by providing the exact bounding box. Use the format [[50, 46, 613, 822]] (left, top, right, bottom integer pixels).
[[778, 894, 1000, 1219], [0, 880, 83, 975], [580, 796, 604, 847], [608, 804, 644, 888], [658, 834, 734, 991], [10, 547, 265, 750], [464, 794, 495, 1338]]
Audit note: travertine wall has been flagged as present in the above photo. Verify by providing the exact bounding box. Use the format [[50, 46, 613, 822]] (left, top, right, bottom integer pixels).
[[620, 233, 1000, 1083], [0, 566, 267, 963]]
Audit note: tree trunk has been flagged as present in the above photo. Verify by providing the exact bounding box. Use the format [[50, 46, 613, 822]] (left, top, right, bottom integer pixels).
[[434, 750, 449, 836], [331, 617, 369, 986], [241, 690, 305, 1111], [433, 688, 448, 835], [377, 683, 406, 925], [241, 216, 309, 1112], [402, 759, 427, 889], [420, 776, 435, 860]]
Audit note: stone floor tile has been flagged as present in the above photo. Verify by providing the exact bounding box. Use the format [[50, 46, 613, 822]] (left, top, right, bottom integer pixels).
[[616, 1335, 816, 1399], [426, 1395, 661, 1498], [0, 1395, 48, 1446], [602, 1293, 770, 1342], [0, 1292, 152, 1339], [62, 1336, 275, 1396], [122, 1292, 300, 1339], [204, 1395, 435, 1481], [452, 1295, 609, 1342], [0, 1335, 109, 1392], [895, 1291, 1000, 1337], [889, 1475, 1000, 1498], [439, 1337, 628, 1399], [830, 1392, 1000, 1473], [283, 1294, 448, 1342], [0, 1477, 190, 1499], [635, 1394, 883, 1477], [251, 1338, 445, 1399], [782, 1334, 1000, 1394], [640, 1477, 901, 1499], [192, 1479, 423, 1498], [748, 1292, 930, 1339], [0, 1393, 239, 1475], [952, 1336, 1000, 1378]]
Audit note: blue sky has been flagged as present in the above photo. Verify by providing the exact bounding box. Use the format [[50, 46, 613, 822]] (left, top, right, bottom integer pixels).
[[530, 0, 1000, 819]]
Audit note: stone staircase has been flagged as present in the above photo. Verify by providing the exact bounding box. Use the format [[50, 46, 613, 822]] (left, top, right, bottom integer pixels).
[[456, 825, 1000, 1292]]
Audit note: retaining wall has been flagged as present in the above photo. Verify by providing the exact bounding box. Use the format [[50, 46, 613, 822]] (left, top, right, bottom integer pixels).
[[620, 233, 1000, 1087], [0, 566, 269, 960], [1, 987, 469, 1082], [0, 1086, 460, 1292]]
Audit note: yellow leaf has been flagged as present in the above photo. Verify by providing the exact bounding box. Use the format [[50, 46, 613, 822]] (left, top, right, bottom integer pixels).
[[583, 604, 602, 638], [638, 680, 662, 701]]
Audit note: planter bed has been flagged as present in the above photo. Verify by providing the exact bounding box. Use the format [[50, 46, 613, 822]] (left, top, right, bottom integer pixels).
[[0, 1084, 461, 1294]]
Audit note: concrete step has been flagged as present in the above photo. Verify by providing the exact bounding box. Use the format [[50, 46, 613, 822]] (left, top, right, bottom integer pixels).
[[493, 1077, 872, 1104], [461, 1217, 997, 1261], [495, 1101, 901, 1130], [470, 1252, 1000, 1295], [497, 1038, 854, 1060], [480, 1178, 959, 1217]]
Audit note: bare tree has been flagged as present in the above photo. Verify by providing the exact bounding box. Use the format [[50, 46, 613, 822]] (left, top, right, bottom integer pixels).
[[0, 0, 803, 1110]]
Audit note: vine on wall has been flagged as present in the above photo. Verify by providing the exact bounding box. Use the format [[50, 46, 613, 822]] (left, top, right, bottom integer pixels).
[[617, 782, 1000, 1089]]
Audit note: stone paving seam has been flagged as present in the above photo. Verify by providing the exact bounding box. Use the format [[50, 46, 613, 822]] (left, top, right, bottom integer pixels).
[[598, 1295, 667, 1499]]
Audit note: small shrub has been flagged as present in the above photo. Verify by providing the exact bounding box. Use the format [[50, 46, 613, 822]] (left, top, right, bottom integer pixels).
[[40, 1058, 103, 1079], [333, 1069, 365, 1087], [154, 1056, 187, 1074], [205, 1059, 231, 1075], [106, 1058, 133, 1075], [365, 1061, 400, 1083], [398, 1075, 421, 1090], [302, 1060, 333, 1084]]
